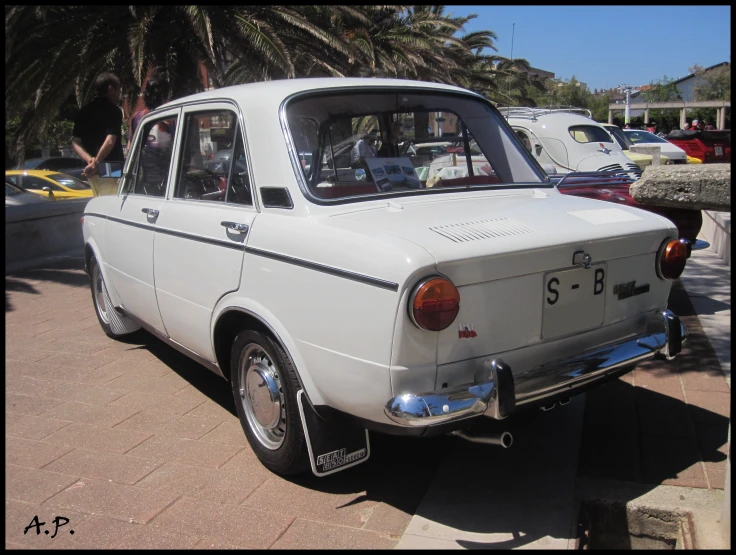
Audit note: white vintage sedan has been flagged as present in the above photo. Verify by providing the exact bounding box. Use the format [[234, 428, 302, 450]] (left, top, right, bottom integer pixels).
[[83, 78, 689, 477]]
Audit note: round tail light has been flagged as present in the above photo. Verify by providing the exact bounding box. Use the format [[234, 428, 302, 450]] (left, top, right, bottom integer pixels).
[[409, 276, 460, 331], [657, 239, 688, 280]]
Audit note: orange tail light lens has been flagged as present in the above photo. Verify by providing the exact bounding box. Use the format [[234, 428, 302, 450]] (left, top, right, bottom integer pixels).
[[657, 239, 688, 280], [410, 276, 460, 331]]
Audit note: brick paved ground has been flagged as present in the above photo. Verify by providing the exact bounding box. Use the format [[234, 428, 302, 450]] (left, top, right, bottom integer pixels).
[[5, 257, 452, 549], [578, 279, 731, 490]]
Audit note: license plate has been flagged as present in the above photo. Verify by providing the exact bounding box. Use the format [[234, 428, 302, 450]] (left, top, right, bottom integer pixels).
[[542, 264, 606, 340], [714, 146, 723, 156]]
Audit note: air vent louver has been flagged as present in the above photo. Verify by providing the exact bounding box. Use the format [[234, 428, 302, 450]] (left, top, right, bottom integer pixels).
[[430, 218, 535, 243], [260, 187, 293, 209]]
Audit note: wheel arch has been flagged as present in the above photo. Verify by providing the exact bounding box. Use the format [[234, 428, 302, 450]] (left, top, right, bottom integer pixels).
[[84, 239, 123, 308], [211, 305, 325, 407]]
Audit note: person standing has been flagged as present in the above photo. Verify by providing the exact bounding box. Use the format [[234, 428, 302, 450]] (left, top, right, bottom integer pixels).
[[129, 74, 170, 144], [71, 73, 124, 179], [350, 132, 377, 171], [682, 122, 691, 130]]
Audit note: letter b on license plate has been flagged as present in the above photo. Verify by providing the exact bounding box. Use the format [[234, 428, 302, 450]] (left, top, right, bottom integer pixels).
[[542, 264, 606, 340]]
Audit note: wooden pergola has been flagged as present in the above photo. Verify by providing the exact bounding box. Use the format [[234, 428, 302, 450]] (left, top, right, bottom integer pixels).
[[608, 100, 730, 129]]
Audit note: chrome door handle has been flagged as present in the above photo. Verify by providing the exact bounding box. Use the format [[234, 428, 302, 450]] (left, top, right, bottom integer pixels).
[[221, 221, 249, 233], [142, 208, 159, 217]]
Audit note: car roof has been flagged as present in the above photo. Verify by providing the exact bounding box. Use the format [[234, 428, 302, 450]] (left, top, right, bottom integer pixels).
[[157, 77, 479, 112], [6, 169, 57, 178], [506, 111, 602, 128]]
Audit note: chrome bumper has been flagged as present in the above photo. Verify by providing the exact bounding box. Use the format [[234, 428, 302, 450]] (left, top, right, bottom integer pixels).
[[384, 309, 687, 427]]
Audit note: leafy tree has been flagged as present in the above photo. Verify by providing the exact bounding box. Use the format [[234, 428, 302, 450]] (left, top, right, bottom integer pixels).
[[690, 63, 730, 101], [639, 76, 682, 133]]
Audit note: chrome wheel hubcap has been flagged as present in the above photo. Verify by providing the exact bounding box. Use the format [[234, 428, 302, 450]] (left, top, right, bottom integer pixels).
[[92, 264, 110, 325], [239, 344, 286, 450]]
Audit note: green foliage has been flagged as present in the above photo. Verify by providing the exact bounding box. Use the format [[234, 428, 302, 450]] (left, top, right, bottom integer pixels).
[[690, 63, 730, 101], [641, 75, 681, 102]]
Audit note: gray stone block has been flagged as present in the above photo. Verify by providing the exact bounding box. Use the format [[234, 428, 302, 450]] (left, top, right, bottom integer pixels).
[[630, 164, 731, 211], [630, 145, 662, 165]]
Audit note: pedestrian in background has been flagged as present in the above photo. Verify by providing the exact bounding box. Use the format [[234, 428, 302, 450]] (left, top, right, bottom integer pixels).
[[71, 72, 124, 179], [705, 121, 716, 131], [129, 74, 171, 144], [682, 122, 691, 130]]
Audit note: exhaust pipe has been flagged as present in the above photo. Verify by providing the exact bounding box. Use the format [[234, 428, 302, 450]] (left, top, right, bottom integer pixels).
[[540, 402, 557, 412], [450, 429, 513, 448], [558, 397, 571, 406]]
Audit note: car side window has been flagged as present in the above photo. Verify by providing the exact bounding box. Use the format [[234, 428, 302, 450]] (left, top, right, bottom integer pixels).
[[131, 115, 178, 197], [174, 110, 247, 204], [24, 176, 63, 191]]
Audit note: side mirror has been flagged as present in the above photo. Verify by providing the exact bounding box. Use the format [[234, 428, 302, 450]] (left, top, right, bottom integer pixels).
[[42, 186, 53, 194]]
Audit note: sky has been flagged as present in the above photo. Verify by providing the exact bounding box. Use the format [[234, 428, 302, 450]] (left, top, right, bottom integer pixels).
[[450, 5, 731, 91]]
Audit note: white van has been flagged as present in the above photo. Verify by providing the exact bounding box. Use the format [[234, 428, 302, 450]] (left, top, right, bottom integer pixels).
[[502, 108, 641, 178]]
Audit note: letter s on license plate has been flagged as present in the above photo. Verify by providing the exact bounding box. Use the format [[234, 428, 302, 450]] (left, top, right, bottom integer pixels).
[[542, 264, 606, 340]]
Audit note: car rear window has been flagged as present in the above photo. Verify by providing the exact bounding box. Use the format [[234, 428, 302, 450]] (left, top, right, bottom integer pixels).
[[568, 125, 615, 144], [283, 89, 546, 203], [46, 173, 91, 190]]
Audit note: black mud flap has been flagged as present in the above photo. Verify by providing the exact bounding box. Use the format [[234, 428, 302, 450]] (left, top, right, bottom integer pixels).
[[296, 390, 370, 477]]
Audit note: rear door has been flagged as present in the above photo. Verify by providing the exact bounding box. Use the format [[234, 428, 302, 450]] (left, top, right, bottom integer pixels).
[[152, 103, 256, 361]]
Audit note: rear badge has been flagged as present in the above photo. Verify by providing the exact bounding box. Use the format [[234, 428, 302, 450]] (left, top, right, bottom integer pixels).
[[613, 280, 649, 300], [458, 323, 477, 339]]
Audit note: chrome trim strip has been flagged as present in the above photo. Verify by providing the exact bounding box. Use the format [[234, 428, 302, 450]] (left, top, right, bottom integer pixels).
[[102, 214, 245, 251], [384, 309, 686, 427], [116, 307, 225, 378], [244, 246, 399, 292]]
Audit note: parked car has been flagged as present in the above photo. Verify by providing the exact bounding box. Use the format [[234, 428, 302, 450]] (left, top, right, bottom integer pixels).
[[600, 124, 672, 169], [622, 129, 688, 163], [550, 172, 703, 246], [14, 156, 88, 182], [502, 108, 642, 178], [5, 170, 93, 200], [5, 180, 51, 205], [663, 129, 730, 163], [83, 78, 689, 477]]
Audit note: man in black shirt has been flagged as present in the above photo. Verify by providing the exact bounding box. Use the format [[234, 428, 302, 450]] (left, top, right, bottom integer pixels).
[[72, 72, 124, 178]]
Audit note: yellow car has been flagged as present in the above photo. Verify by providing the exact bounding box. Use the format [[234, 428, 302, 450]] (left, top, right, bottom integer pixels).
[[601, 124, 670, 170], [5, 170, 94, 200], [686, 155, 703, 164]]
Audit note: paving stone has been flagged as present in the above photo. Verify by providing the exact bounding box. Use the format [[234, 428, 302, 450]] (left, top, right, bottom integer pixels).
[[5, 436, 74, 468], [36, 513, 136, 549], [680, 368, 731, 392], [242, 477, 378, 528], [195, 537, 245, 549], [6, 392, 65, 417], [5, 347, 56, 363], [639, 433, 707, 488], [44, 448, 164, 485], [113, 410, 222, 440], [705, 468, 726, 490], [5, 412, 72, 441], [636, 387, 696, 439], [39, 352, 118, 372], [45, 478, 181, 524], [38, 401, 138, 428], [104, 371, 190, 396], [362, 502, 413, 537], [5, 498, 86, 548], [40, 382, 129, 406], [199, 422, 249, 446], [113, 524, 201, 549], [38, 341, 112, 356], [42, 422, 152, 454], [5, 375, 59, 397], [96, 359, 172, 380], [192, 466, 272, 505], [92, 346, 158, 363], [4, 359, 61, 379], [271, 518, 398, 549], [151, 496, 293, 549], [125, 435, 242, 468], [632, 367, 684, 399], [184, 400, 237, 421], [694, 423, 730, 469], [5, 464, 80, 504], [134, 462, 223, 495], [109, 391, 206, 416], [686, 390, 731, 425], [43, 364, 126, 387]]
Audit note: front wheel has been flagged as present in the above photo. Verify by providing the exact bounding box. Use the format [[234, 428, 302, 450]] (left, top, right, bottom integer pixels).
[[89, 256, 140, 339], [230, 330, 310, 476]]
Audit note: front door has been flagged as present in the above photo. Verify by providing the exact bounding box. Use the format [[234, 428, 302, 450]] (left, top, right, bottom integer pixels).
[[153, 104, 257, 361], [104, 108, 180, 335]]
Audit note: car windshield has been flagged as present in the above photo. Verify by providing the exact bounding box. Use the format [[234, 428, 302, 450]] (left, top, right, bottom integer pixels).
[[284, 89, 546, 202], [625, 130, 669, 144], [46, 173, 91, 190], [6, 182, 22, 196], [605, 126, 634, 150]]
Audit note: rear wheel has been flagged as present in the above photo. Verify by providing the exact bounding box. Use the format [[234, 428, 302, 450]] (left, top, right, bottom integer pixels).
[[89, 256, 140, 339], [230, 330, 310, 475]]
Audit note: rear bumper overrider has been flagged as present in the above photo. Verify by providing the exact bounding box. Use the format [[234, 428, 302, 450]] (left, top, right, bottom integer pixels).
[[384, 309, 687, 427]]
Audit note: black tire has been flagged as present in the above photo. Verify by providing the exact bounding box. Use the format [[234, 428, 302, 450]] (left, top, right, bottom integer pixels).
[[230, 330, 310, 476], [89, 256, 140, 339]]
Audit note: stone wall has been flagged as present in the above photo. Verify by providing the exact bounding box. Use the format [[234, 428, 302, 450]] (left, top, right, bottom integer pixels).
[[630, 164, 731, 211]]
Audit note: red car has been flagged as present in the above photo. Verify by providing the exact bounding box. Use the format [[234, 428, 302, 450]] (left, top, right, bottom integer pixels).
[[665, 129, 730, 163], [552, 172, 703, 248]]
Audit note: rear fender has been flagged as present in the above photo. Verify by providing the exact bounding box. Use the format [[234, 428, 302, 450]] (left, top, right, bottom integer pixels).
[[84, 239, 124, 309]]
